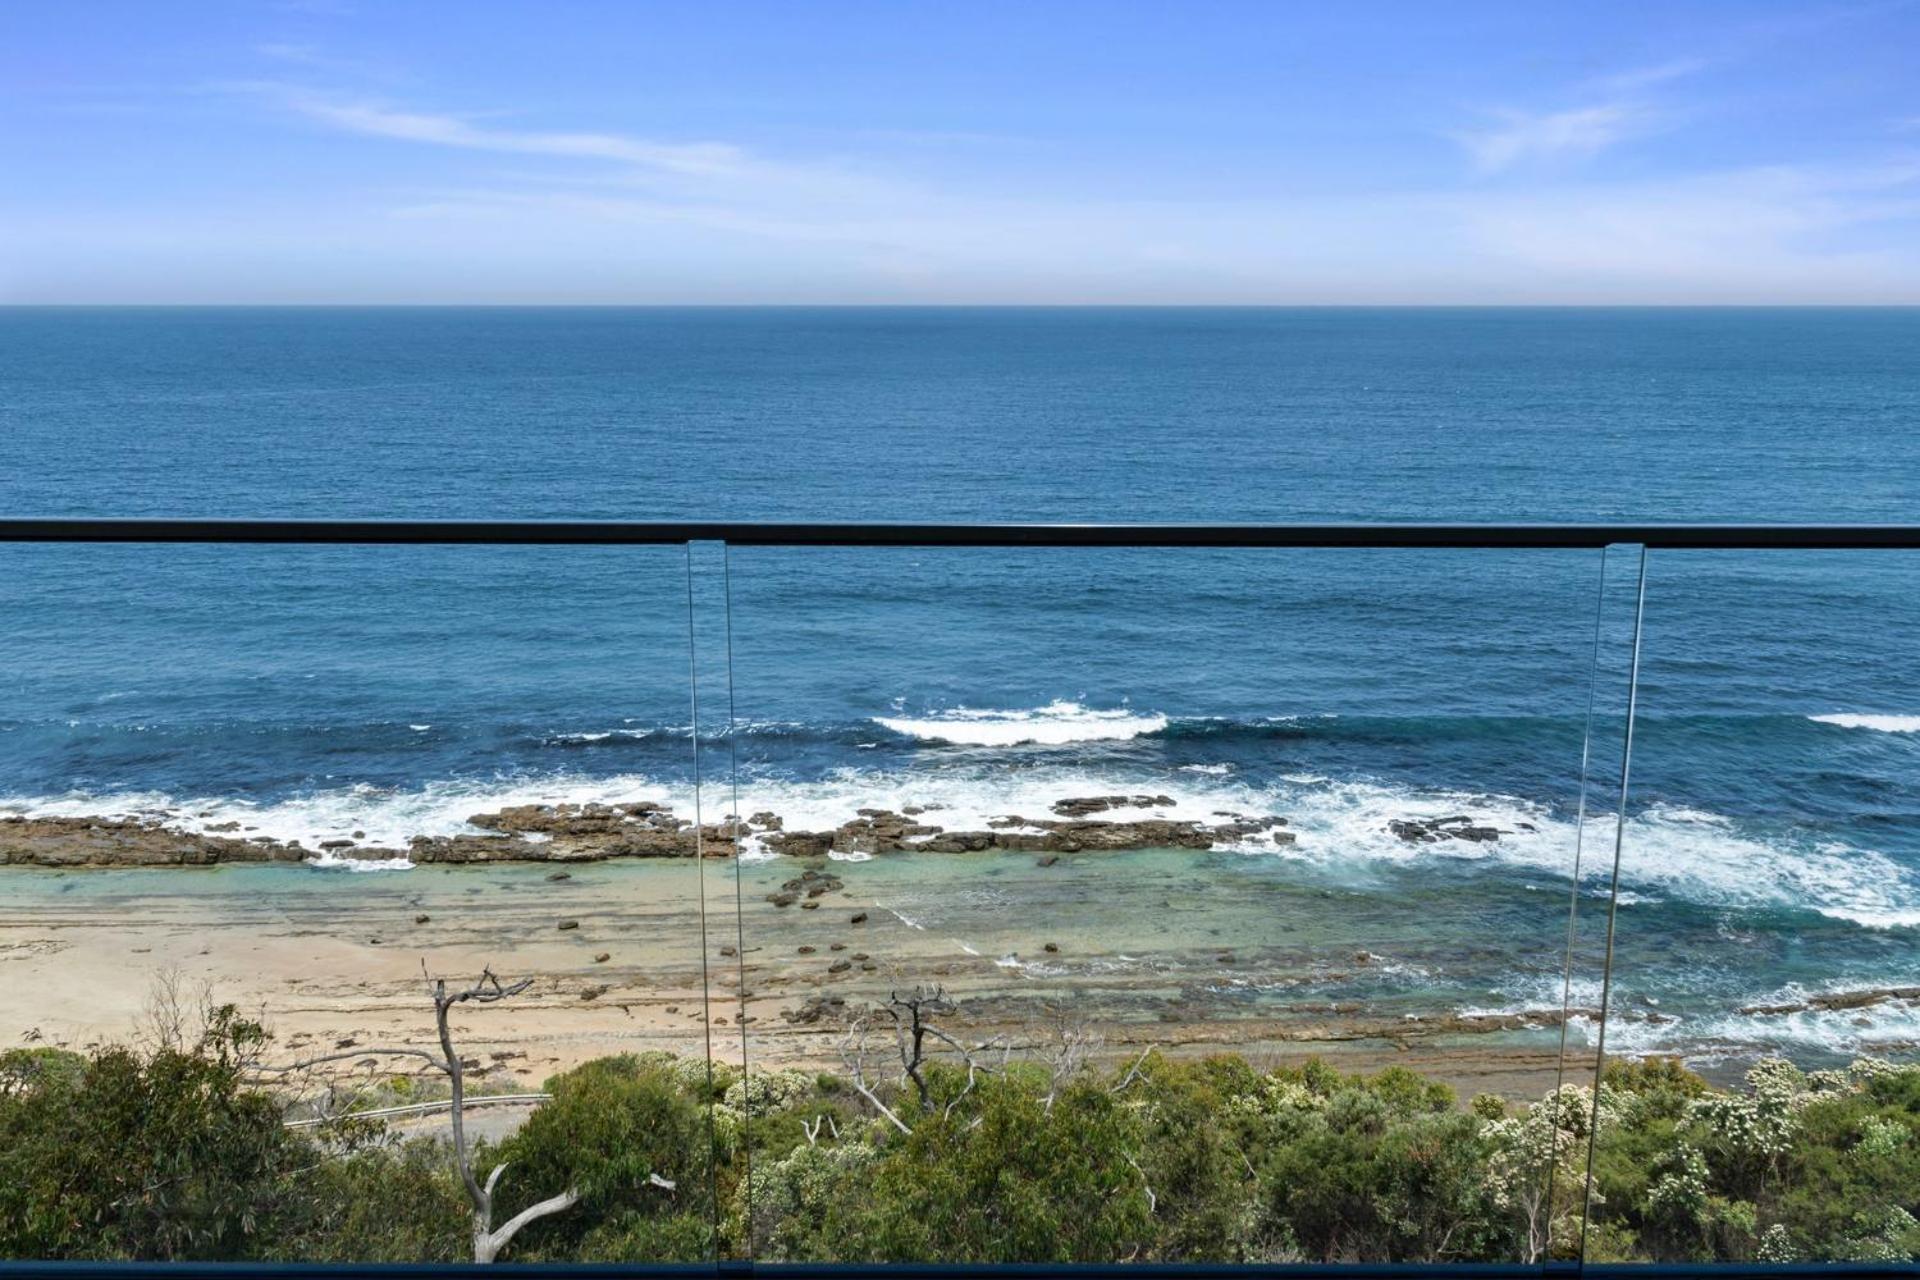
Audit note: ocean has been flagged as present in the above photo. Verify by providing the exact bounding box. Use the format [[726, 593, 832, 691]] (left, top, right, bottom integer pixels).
[[2, 306, 1917, 1067]]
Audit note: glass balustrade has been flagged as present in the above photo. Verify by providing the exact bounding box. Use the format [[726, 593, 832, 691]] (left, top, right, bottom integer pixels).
[[0, 530, 1913, 1270]]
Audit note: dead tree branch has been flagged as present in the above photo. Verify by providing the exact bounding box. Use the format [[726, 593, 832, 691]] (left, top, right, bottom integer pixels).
[[838, 1019, 914, 1135], [259, 965, 573, 1263]]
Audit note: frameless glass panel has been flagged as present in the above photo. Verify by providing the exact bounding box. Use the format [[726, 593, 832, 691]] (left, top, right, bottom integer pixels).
[[1545, 543, 1648, 1261], [685, 537, 751, 1260], [716, 542, 1621, 1265], [1578, 548, 1920, 1266], [0, 542, 717, 1263]]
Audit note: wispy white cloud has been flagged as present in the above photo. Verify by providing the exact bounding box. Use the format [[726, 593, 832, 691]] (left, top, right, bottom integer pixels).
[[1454, 103, 1653, 173], [21, 53, 1913, 303], [345, 158, 1920, 303], [1447, 161, 1920, 299], [1453, 57, 1706, 174], [250, 84, 750, 178], [1585, 58, 1709, 95]]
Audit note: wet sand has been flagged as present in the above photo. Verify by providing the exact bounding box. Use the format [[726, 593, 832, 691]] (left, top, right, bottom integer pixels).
[[0, 851, 1604, 1100]]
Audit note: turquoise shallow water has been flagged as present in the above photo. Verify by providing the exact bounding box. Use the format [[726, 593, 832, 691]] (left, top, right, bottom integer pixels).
[[0, 307, 1916, 1064]]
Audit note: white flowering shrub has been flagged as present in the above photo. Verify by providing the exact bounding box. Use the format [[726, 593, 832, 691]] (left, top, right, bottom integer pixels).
[[1645, 1143, 1709, 1220], [1689, 1057, 1802, 1163], [1849, 1056, 1902, 1085], [1855, 1115, 1909, 1159], [743, 1139, 878, 1260], [1756, 1221, 1798, 1262], [723, 1068, 818, 1118], [626, 1048, 732, 1098], [1838, 1206, 1920, 1262], [1481, 1083, 1612, 1261]]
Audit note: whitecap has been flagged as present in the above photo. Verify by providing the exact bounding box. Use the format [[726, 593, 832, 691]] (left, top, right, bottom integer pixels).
[[874, 699, 1168, 747], [1809, 713, 1920, 734]]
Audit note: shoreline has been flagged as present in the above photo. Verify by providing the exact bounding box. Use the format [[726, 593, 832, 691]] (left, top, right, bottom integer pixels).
[[0, 794, 1316, 867], [7, 842, 1913, 1095]]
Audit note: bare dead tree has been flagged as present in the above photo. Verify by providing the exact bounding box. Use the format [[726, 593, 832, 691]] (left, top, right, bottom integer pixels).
[[1037, 1008, 1102, 1112], [1107, 1046, 1154, 1095], [837, 1018, 915, 1135], [837, 986, 1006, 1132], [138, 966, 193, 1053], [427, 967, 591, 1264], [885, 985, 956, 1112], [255, 965, 597, 1264]]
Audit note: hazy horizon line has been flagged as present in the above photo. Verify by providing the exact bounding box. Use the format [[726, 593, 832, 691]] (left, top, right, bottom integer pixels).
[[6, 301, 1920, 310]]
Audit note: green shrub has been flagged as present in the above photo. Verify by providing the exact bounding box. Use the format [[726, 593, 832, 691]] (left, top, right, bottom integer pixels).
[[0, 1008, 299, 1260], [2, 1022, 1917, 1265], [268, 1138, 468, 1262], [485, 1053, 718, 1260]]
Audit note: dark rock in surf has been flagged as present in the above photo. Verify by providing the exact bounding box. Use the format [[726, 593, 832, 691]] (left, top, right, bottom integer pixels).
[[1050, 794, 1176, 817], [1389, 815, 1501, 844]]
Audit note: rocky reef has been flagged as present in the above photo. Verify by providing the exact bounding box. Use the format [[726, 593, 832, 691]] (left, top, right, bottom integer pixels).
[[0, 792, 1518, 869], [0, 815, 306, 868]]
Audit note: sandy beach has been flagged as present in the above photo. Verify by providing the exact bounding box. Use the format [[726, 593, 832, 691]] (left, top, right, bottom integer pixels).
[[1, 848, 1607, 1102]]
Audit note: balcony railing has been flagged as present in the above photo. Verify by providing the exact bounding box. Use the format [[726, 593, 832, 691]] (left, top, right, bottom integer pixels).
[[0, 521, 1914, 1278]]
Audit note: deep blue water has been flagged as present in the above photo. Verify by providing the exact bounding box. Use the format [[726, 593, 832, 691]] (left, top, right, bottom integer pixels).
[[1, 307, 1916, 1058]]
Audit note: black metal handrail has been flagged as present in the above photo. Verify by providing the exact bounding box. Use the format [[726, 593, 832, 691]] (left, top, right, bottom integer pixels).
[[0, 519, 1915, 548]]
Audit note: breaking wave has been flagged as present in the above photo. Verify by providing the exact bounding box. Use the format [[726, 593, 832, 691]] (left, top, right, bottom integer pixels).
[[1808, 713, 1920, 734], [874, 700, 1169, 746], [7, 760, 1916, 929]]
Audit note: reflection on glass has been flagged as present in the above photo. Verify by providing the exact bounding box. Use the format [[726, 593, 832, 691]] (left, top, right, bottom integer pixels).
[[6, 539, 1911, 1266], [0, 545, 719, 1263], [1574, 550, 1920, 1265], [1542, 543, 1647, 1261], [686, 537, 749, 1261], [718, 545, 1624, 1264]]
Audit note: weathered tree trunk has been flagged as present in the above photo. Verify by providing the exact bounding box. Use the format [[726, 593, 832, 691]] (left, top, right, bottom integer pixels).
[[426, 972, 583, 1264]]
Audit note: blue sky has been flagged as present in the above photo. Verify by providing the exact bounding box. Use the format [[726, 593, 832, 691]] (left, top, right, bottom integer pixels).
[[3, 1, 1917, 303]]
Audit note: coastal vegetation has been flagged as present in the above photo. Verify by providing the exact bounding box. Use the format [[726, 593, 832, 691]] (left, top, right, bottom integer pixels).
[[2, 985, 1916, 1265]]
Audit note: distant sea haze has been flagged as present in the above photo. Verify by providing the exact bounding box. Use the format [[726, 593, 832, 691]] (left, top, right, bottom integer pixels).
[[1, 306, 1916, 1064]]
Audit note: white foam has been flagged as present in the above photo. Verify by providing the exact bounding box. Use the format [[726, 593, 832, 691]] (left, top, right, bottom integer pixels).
[[307, 847, 416, 873], [1809, 713, 1920, 734], [736, 831, 781, 864], [1259, 781, 1920, 931], [0, 776, 684, 873], [880, 905, 926, 930], [6, 763, 1917, 929], [548, 728, 654, 744], [875, 700, 1168, 747], [1573, 993, 1920, 1062]]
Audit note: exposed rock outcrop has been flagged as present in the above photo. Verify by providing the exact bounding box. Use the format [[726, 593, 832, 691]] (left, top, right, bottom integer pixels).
[[1738, 986, 1920, 1017], [6, 797, 1303, 869], [0, 816, 306, 868]]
